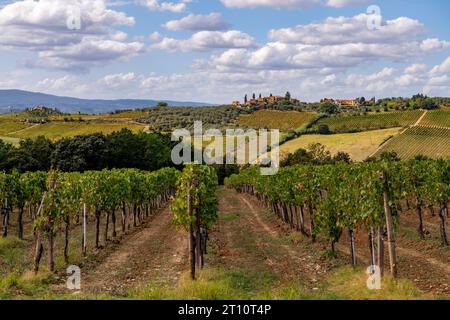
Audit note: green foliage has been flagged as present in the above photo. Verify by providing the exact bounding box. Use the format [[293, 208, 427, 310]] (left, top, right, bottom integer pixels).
[[225, 159, 450, 246], [138, 106, 247, 132], [0, 129, 174, 173], [320, 103, 338, 115], [1, 168, 179, 241], [24, 107, 63, 118], [281, 143, 352, 167], [172, 164, 218, 232], [317, 124, 331, 135]]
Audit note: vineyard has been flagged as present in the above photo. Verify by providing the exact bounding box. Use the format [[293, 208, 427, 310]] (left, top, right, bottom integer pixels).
[[0, 168, 180, 274], [315, 110, 424, 133], [238, 110, 317, 131], [420, 110, 450, 128], [375, 126, 450, 159], [0, 164, 222, 297], [225, 160, 450, 278]]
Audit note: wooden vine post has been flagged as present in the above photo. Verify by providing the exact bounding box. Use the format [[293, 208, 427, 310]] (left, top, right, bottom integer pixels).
[[381, 169, 397, 278], [83, 203, 87, 257], [188, 189, 196, 280]]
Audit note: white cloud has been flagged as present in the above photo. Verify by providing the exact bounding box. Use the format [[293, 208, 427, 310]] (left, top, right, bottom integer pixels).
[[221, 0, 367, 9], [429, 56, 450, 76], [163, 13, 230, 31], [153, 30, 256, 52], [404, 63, 427, 74], [0, 0, 144, 71], [25, 38, 144, 72], [18, 55, 450, 103], [97, 72, 137, 89], [209, 39, 448, 72], [140, 0, 190, 13], [35, 75, 88, 94], [269, 15, 424, 45], [321, 74, 336, 85], [221, 0, 320, 9], [205, 14, 449, 72], [326, 0, 367, 8]]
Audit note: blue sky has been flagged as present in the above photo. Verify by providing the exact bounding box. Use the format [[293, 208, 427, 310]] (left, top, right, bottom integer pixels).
[[0, 0, 449, 103]]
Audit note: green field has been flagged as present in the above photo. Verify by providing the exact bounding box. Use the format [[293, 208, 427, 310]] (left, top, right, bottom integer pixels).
[[238, 110, 317, 131], [280, 128, 401, 162], [375, 126, 450, 159], [1, 121, 146, 141], [420, 109, 450, 128], [316, 110, 424, 133]]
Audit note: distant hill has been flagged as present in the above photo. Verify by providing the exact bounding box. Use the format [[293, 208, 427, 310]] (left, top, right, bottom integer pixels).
[[0, 90, 214, 114]]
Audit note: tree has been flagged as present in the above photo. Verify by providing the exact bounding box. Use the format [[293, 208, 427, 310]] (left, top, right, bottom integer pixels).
[[285, 91, 291, 101], [157, 102, 168, 107], [51, 133, 108, 172], [0, 140, 12, 169], [308, 143, 332, 164], [252, 93, 256, 100], [333, 152, 352, 164], [244, 94, 248, 104], [378, 151, 400, 162], [318, 124, 331, 135], [421, 98, 438, 110], [320, 103, 338, 114], [2, 149, 40, 173], [18, 136, 54, 171], [280, 149, 313, 167]]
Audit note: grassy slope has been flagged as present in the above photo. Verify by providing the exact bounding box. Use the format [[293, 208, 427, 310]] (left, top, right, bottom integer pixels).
[[0, 122, 35, 135], [238, 110, 317, 131], [280, 128, 401, 161], [375, 126, 450, 159], [0, 122, 145, 141]]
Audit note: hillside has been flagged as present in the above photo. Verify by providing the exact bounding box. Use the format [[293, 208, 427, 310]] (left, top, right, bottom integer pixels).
[[280, 128, 401, 161], [0, 90, 213, 114], [238, 109, 317, 131]]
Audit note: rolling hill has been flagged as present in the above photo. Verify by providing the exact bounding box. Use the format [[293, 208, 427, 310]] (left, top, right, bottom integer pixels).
[[0, 89, 214, 114]]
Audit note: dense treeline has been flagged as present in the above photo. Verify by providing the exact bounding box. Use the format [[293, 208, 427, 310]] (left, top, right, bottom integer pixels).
[[281, 143, 352, 167], [226, 159, 450, 277], [0, 129, 175, 173], [0, 168, 179, 272]]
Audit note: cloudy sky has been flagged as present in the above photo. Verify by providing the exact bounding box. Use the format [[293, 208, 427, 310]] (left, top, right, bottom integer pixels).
[[0, 0, 449, 103]]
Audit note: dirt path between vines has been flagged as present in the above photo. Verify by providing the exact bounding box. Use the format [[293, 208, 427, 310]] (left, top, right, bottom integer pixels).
[[208, 188, 347, 291], [218, 189, 450, 296], [80, 208, 188, 296]]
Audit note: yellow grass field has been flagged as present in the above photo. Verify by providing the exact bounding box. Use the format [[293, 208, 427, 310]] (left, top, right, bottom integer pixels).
[[280, 127, 402, 161], [0, 122, 35, 135], [238, 110, 317, 131], [1, 122, 146, 141]]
